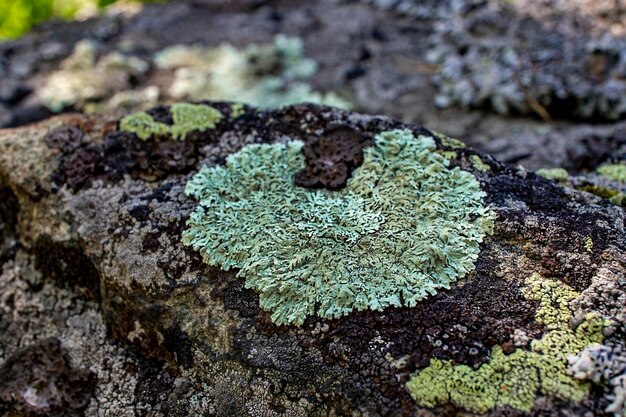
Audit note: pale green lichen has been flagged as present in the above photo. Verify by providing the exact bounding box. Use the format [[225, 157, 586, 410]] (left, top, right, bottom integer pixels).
[[407, 273, 606, 413], [584, 236, 594, 253], [154, 35, 351, 109], [182, 129, 495, 326], [120, 103, 223, 141], [470, 155, 490, 172], [536, 168, 569, 182], [597, 164, 626, 183]]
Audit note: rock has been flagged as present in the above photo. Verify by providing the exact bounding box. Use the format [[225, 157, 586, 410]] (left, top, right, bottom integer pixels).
[[0, 102, 624, 416]]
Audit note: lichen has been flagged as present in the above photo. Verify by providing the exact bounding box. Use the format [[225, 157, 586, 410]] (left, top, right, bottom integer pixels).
[[432, 131, 466, 149], [230, 103, 246, 119], [39, 40, 149, 112], [577, 184, 626, 207], [182, 129, 495, 325], [470, 155, 490, 172], [536, 168, 569, 182], [597, 164, 626, 183], [120, 103, 223, 141], [406, 273, 606, 413], [568, 343, 626, 417], [154, 35, 351, 109]]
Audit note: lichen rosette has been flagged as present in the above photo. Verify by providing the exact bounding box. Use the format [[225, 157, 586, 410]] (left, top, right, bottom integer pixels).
[[183, 129, 495, 325]]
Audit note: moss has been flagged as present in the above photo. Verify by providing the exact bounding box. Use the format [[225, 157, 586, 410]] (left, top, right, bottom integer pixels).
[[536, 168, 569, 182], [470, 154, 490, 172], [120, 103, 223, 141], [597, 163, 626, 183], [183, 129, 495, 326], [407, 273, 606, 413]]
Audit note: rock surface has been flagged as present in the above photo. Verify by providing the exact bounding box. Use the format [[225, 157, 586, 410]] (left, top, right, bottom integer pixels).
[[0, 102, 624, 416]]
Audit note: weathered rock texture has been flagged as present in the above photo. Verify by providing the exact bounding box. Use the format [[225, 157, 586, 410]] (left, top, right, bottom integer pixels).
[[0, 102, 624, 416]]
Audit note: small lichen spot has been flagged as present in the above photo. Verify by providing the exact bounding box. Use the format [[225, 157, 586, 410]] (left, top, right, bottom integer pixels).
[[120, 103, 223, 141]]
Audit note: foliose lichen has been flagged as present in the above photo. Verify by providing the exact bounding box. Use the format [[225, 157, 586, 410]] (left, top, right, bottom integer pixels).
[[182, 129, 495, 326], [120, 103, 223, 141], [406, 273, 606, 413]]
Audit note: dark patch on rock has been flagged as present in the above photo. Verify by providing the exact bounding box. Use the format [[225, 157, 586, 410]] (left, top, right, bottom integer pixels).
[[210, 269, 260, 318], [134, 358, 178, 413], [145, 105, 174, 125], [33, 235, 101, 302], [0, 184, 19, 265], [294, 125, 373, 190], [129, 204, 151, 223], [0, 337, 96, 417], [44, 125, 84, 154], [142, 231, 161, 252], [103, 289, 194, 369], [162, 325, 194, 369]]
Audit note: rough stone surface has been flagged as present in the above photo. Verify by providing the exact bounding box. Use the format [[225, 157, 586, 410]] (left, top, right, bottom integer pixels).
[[0, 102, 624, 416]]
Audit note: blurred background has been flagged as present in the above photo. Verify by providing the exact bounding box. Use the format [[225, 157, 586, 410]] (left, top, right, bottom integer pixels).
[[0, 0, 625, 187]]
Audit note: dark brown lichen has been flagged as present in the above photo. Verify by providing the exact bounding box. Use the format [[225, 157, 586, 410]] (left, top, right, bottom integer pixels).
[[294, 125, 373, 190]]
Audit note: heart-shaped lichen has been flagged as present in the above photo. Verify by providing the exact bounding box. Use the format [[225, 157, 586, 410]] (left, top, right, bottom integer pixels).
[[182, 129, 495, 325]]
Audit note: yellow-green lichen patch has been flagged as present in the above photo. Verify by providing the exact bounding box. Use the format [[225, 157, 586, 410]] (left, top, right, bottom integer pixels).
[[432, 131, 466, 149], [578, 185, 626, 207], [536, 168, 569, 182], [120, 103, 223, 141], [406, 273, 605, 413], [470, 155, 490, 172], [182, 129, 495, 326], [230, 103, 246, 119], [597, 163, 626, 183]]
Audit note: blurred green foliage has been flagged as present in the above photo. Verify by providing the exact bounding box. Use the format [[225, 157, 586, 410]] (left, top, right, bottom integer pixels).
[[0, 0, 145, 41]]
